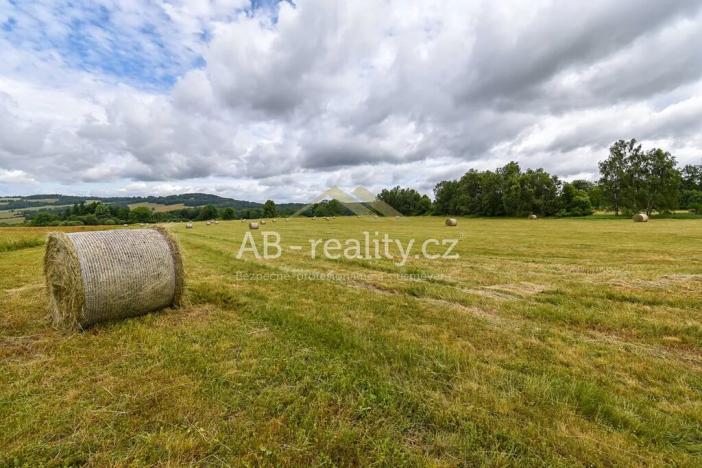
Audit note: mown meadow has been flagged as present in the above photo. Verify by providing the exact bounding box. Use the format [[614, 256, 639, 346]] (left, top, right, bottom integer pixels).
[[1, 217, 701, 465]]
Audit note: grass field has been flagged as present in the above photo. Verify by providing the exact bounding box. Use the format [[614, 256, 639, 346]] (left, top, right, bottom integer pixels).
[[1, 217, 701, 465], [0, 211, 24, 224], [128, 202, 188, 212]]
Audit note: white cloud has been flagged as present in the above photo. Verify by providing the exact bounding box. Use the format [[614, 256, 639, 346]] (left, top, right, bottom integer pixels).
[[0, 0, 701, 201]]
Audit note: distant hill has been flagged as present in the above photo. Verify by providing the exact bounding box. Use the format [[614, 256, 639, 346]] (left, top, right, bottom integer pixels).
[[0, 193, 290, 212]]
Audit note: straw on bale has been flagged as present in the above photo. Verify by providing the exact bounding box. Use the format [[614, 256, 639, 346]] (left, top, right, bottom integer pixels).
[[445, 218, 458, 226], [44, 227, 184, 330], [249, 222, 260, 229], [633, 213, 649, 222]]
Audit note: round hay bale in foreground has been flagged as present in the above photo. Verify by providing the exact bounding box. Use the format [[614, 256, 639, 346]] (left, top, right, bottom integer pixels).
[[445, 218, 458, 226], [44, 227, 184, 330], [249, 222, 260, 229], [633, 213, 649, 222]]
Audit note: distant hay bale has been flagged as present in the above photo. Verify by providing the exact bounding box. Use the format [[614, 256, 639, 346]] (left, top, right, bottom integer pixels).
[[186, 222, 193, 229], [445, 218, 458, 226], [260, 220, 266, 225], [528, 214, 538, 220], [324, 217, 330, 221], [249, 222, 260, 229], [44, 227, 184, 330], [214, 221, 219, 225], [633, 213, 649, 222]]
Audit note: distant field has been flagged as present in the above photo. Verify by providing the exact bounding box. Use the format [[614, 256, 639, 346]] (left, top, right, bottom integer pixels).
[[0, 211, 23, 224], [26, 198, 58, 203], [128, 202, 188, 212], [1, 218, 701, 465]]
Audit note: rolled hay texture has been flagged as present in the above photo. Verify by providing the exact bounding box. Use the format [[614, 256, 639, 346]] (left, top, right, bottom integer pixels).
[[445, 218, 458, 226], [633, 213, 649, 222], [44, 227, 184, 329], [249, 222, 260, 229]]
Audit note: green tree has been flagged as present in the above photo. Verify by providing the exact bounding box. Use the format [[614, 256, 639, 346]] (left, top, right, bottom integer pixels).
[[262, 200, 277, 218], [130, 206, 153, 223], [94, 203, 110, 219], [631, 148, 681, 215], [30, 211, 58, 226], [197, 204, 218, 221], [433, 180, 460, 215], [682, 164, 702, 191], [559, 183, 593, 216], [599, 139, 641, 215], [681, 165, 702, 210], [378, 186, 431, 216], [221, 207, 236, 220]]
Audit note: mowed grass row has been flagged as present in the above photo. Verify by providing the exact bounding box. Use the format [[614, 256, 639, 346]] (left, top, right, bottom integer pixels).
[[1, 218, 701, 465]]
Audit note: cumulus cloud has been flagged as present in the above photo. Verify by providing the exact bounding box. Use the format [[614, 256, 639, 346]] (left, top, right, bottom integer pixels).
[[1, 0, 702, 200]]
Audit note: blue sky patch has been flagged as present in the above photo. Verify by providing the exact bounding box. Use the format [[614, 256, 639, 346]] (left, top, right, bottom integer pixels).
[[0, 0, 286, 91]]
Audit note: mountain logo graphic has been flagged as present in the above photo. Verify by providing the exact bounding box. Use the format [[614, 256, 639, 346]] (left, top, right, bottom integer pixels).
[[291, 186, 402, 217]]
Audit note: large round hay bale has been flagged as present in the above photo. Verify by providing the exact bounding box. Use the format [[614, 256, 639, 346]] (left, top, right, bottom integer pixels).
[[44, 227, 184, 330], [445, 218, 458, 226], [249, 222, 260, 229], [633, 213, 649, 222]]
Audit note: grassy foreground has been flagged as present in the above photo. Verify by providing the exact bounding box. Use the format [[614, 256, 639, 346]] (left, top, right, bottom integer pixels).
[[1, 217, 701, 466]]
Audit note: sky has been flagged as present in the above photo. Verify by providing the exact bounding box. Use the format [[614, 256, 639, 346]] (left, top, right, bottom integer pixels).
[[1, 0, 701, 202]]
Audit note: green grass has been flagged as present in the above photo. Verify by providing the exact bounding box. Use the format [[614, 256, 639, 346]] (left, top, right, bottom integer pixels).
[[128, 202, 188, 212], [1, 217, 701, 465]]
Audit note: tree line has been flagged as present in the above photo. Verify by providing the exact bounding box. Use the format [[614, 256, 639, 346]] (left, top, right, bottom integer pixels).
[[426, 139, 701, 218], [25, 198, 356, 226], [27, 202, 277, 226]]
